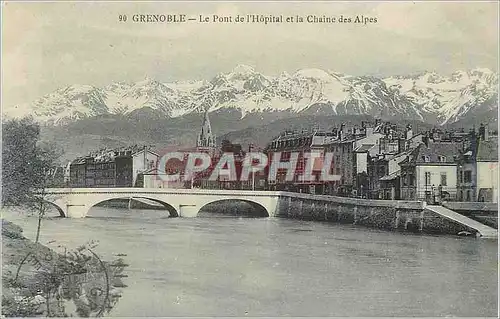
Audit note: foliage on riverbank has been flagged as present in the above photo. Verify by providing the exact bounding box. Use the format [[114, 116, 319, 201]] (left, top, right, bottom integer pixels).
[[1, 219, 128, 317], [2, 118, 63, 206]]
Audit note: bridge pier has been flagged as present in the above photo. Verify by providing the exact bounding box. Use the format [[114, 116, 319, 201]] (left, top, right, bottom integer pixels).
[[178, 205, 198, 217], [419, 210, 425, 231], [66, 204, 89, 218], [394, 210, 400, 229]]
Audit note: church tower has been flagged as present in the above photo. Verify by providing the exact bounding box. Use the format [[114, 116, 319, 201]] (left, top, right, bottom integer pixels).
[[196, 109, 217, 155]]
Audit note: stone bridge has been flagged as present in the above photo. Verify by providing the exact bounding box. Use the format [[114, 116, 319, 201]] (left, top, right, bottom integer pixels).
[[41, 187, 495, 238], [42, 188, 282, 218]]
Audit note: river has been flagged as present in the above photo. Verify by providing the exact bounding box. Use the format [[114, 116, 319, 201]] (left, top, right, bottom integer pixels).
[[2, 206, 498, 317]]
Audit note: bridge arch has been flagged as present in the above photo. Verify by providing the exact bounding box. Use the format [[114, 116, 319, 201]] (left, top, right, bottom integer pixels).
[[41, 200, 66, 218], [89, 196, 179, 217], [198, 199, 269, 217], [132, 197, 179, 217]]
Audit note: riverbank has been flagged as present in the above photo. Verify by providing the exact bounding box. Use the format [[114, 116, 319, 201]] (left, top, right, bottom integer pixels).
[[273, 192, 498, 238], [1, 217, 128, 317], [3, 206, 497, 317]]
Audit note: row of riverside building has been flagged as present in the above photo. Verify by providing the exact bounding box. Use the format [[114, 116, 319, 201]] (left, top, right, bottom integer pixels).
[[263, 121, 498, 203], [58, 110, 498, 204]]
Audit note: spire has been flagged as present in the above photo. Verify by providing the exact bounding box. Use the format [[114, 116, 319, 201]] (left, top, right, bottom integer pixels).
[[201, 108, 212, 135], [197, 109, 216, 152]]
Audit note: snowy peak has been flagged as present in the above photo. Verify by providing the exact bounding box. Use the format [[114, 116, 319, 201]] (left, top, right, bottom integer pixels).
[[9, 66, 498, 126], [382, 68, 498, 124], [30, 84, 109, 125], [229, 64, 257, 78], [293, 68, 335, 81]]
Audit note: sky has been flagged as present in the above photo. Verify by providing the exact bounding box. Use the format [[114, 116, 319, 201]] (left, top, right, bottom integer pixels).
[[1, 1, 499, 114]]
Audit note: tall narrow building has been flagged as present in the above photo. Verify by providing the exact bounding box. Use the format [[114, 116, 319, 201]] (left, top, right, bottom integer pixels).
[[196, 109, 217, 155]]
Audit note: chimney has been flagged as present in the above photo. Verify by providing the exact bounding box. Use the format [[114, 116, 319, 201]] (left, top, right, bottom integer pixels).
[[479, 123, 488, 141], [398, 138, 406, 153], [366, 126, 374, 136], [338, 124, 345, 140], [405, 124, 413, 140], [469, 127, 476, 141], [423, 133, 430, 147]]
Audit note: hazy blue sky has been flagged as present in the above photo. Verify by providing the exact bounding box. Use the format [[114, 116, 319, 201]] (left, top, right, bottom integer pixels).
[[2, 1, 498, 112]]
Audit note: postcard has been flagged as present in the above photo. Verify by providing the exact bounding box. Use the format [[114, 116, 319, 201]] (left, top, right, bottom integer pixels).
[[1, 1, 498, 317]]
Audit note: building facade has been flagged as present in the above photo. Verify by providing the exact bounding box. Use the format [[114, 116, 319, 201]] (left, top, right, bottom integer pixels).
[[69, 146, 158, 188], [457, 125, 498, 202], [400, 139, 462, 203], [265, 129, 337, 194]]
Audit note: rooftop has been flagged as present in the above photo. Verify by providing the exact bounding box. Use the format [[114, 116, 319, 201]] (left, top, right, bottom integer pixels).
[[354, 144, 375, 153], [71, 145, 156, 164], [403, 141, 463, 165]]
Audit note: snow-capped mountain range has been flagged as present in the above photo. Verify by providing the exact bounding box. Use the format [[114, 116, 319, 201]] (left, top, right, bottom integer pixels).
[[7, 65, 498, 126]]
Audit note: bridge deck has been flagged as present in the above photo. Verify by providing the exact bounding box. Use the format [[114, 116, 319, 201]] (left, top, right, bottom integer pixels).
[[426, 205, 498, 238]]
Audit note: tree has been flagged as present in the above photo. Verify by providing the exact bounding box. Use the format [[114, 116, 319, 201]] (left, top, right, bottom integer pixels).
[[2, 119, 128, 317], [2, 117, 63, 244], [2, 117, 61, 206]]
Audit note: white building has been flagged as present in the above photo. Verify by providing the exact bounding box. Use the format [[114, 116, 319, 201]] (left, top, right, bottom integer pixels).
[[132, 148, 160, 186], [400, 140, 462, 203]]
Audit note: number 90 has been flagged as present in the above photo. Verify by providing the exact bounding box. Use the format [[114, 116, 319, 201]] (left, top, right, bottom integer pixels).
[[119, 15, 127, 22]]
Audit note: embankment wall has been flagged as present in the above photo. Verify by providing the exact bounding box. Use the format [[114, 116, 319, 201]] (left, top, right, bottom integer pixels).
[[273, 192, 479, 236]]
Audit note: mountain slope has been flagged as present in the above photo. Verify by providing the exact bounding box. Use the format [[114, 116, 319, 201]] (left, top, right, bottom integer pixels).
[[7, 65, 498, 126]]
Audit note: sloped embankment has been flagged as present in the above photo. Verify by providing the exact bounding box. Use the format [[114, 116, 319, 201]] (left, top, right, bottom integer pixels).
[[1, 219, 128, 317]]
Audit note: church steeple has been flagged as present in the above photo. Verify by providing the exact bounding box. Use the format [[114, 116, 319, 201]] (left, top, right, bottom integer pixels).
[[196, 109, 217, 153]]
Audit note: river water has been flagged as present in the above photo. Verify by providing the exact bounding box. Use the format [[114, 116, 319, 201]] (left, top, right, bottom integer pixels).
[[3, 207, 498, 317]]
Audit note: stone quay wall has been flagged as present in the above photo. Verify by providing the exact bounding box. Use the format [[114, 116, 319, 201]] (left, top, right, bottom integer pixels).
[[273, 192, 478, 236]]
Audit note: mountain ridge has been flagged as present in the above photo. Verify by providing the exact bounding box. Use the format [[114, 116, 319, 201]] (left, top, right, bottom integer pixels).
[[5, 65, 498, 126]]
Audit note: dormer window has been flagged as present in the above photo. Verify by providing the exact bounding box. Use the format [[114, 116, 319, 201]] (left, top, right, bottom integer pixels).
[[422, 156, 430, 162], [438, 156, 447, 162]]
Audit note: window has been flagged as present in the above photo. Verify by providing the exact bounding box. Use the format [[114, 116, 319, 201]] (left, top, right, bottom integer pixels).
[[425, 172, 431, 186], [438, 156, 447, 162], [464, 171, 472, 183], [422, 156, 430, 162], [410, 175, 415, 186], [379, 166, 386, 176], [459, 171, 463, 183], [440, 173, 447, 186]]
